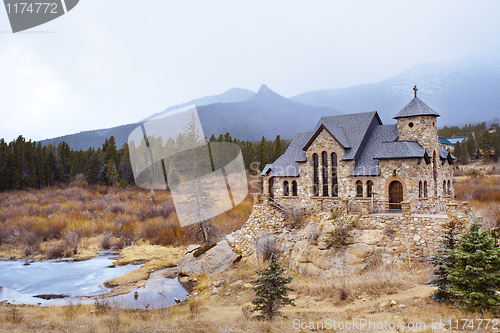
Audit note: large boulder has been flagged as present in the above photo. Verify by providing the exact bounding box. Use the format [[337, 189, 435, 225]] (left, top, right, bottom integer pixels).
[[178, 240, 241, 276]]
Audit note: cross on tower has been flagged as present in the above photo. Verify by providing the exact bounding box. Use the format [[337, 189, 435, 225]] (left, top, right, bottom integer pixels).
[[413, 85, 418, 98]]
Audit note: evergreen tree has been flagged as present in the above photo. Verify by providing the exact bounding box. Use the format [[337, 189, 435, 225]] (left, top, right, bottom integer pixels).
[[448, 220, 500, 313], [98, 163, 109, 185], [258, 136, 267, 171], [84, 149, 101, 184], [466, 135, 477, 159], [251, 254, 295, 320], [428, 219, 460, 301], [452, 141, 461, 161], [105, 159, 120, 186], [273, 135, 282, 162]]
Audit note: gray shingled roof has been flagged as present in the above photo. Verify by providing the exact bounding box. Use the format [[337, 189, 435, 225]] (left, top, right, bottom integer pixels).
[[351, 124, 399, 176], [307, 111, 380, 160], [265, 98, 449, 179], [374, 141, 426, 160], [393, 97, 440, 119], [261, 132, 312, 176], [440, 147, 457, 161]]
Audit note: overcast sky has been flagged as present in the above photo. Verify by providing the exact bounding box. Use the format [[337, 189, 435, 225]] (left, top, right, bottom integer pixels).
[[1, 1, 499, 143]]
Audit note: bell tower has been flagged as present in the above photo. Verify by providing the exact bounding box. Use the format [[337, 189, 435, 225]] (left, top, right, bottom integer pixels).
[[394, 85, 440, 154]]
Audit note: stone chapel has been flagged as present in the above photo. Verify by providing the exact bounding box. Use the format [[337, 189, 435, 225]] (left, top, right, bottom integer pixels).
[[260, 87, 456, 210]]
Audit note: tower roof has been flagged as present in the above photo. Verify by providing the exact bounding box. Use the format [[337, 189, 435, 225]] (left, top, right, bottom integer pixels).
[[393, 97, 440, 119]]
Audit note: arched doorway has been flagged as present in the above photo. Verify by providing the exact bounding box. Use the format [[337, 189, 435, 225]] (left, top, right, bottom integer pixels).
[[389, 181, 403, 210], [269, 177, 274, 199]]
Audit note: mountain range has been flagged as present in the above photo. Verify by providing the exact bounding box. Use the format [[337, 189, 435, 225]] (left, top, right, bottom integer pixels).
[[41, 61, 500, 150], [41, 85, 341, 150], [291, 62, 500, 126]]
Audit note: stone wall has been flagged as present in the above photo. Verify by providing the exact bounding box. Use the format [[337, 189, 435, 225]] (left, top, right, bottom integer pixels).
[[231, 202, 473, 277]]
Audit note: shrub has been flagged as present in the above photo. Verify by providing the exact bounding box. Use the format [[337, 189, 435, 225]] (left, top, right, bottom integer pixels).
[[256, 234, 276, 261], [45, 241, 66, 259], [136, 203, 175, 221], [100, 231, 113, 250], [63, 231, 80, 254], [324, 208, 354, 248], [284, 207, 306, 229]]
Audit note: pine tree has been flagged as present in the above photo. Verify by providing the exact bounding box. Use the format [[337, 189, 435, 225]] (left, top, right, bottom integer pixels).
[[428, 219, 460, 301], [273, 135, 282, 162], [453, 141, 462, 161], [448, 220, 500, 313], [251, 254, 295, 320], [466, 135, 477, 159], [258, 136, 267, 171]]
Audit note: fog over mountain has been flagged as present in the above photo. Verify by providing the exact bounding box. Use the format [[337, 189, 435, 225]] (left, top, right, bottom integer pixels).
[[140, 87, 256, 123], [291, 62, 500, 126], [41, 61, 500, 151], [41, 85, 341, 150], [196, 84, 342, 142]]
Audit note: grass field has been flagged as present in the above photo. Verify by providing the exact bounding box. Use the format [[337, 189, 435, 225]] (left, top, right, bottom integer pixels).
[[1, 169, 500, 331]]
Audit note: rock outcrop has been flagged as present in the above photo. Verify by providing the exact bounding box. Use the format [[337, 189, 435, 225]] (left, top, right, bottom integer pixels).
[[178, 240, 241, 276]]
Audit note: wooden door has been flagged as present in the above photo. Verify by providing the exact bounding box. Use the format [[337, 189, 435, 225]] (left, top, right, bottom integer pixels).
[[389, 181, 403, 210]]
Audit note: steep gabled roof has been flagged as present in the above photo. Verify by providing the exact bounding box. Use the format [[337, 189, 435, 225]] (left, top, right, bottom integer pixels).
[[351, 124, 399, 176], [393, 97, 440, 119], [440, 147, 457, 163], [261, 132, 312, 177], [304, 111, 381, 161]]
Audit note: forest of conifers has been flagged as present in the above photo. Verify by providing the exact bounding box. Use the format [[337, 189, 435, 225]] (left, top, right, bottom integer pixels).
[[438, 122, 500, 164], [0, 134, 289, 192]]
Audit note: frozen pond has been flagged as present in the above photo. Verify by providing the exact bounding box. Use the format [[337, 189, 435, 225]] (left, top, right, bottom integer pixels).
[[107, 267, 191, 309], [0, 251, 189, 308]]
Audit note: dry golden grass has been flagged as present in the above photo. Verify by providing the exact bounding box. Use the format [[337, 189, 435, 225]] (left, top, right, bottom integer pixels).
[[455, 175, 500, 229], [104, 242, 185, 287], [0, 258, 478, 333], [0, 183, 255, 260]]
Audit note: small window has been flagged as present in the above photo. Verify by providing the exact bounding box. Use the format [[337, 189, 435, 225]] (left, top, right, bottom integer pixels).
[[356, 180, 363, 197], [408, 122, 414, 128], [424, 181, 428, 198], [443, 180, 447, 196], [366, 180, 373, 198], [419, 181, 423, 198], [284, 181, 289, 196], [447, 180, 451, 195], [292, 181, 298, 196]]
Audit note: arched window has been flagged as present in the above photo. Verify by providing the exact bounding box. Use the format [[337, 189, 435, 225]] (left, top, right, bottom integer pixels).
[[419, 181, 423, 198], [313, 153, 319, 196], [433, 151, 437, 196], [292, 181, 298, 196], [366, 180, 373, 198], [424, 181, 428, 198], [447, 180, 451, 195], [331, 152, 338, 197], [356, 180, 363, 197], [322, 151, 328, 196], [443, 180, 447, 196], [284, 181, 289, 196]]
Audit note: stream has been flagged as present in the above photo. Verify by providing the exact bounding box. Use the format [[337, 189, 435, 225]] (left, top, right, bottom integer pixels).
[[0, 251, 189, 309]]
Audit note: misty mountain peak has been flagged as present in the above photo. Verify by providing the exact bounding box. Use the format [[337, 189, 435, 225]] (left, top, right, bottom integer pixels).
[[258, 84, 272, 93]]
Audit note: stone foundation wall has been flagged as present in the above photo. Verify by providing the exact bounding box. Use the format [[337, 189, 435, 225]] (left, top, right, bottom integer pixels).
[[357, 214, 469, 259], [231, 202, 473, 276]]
